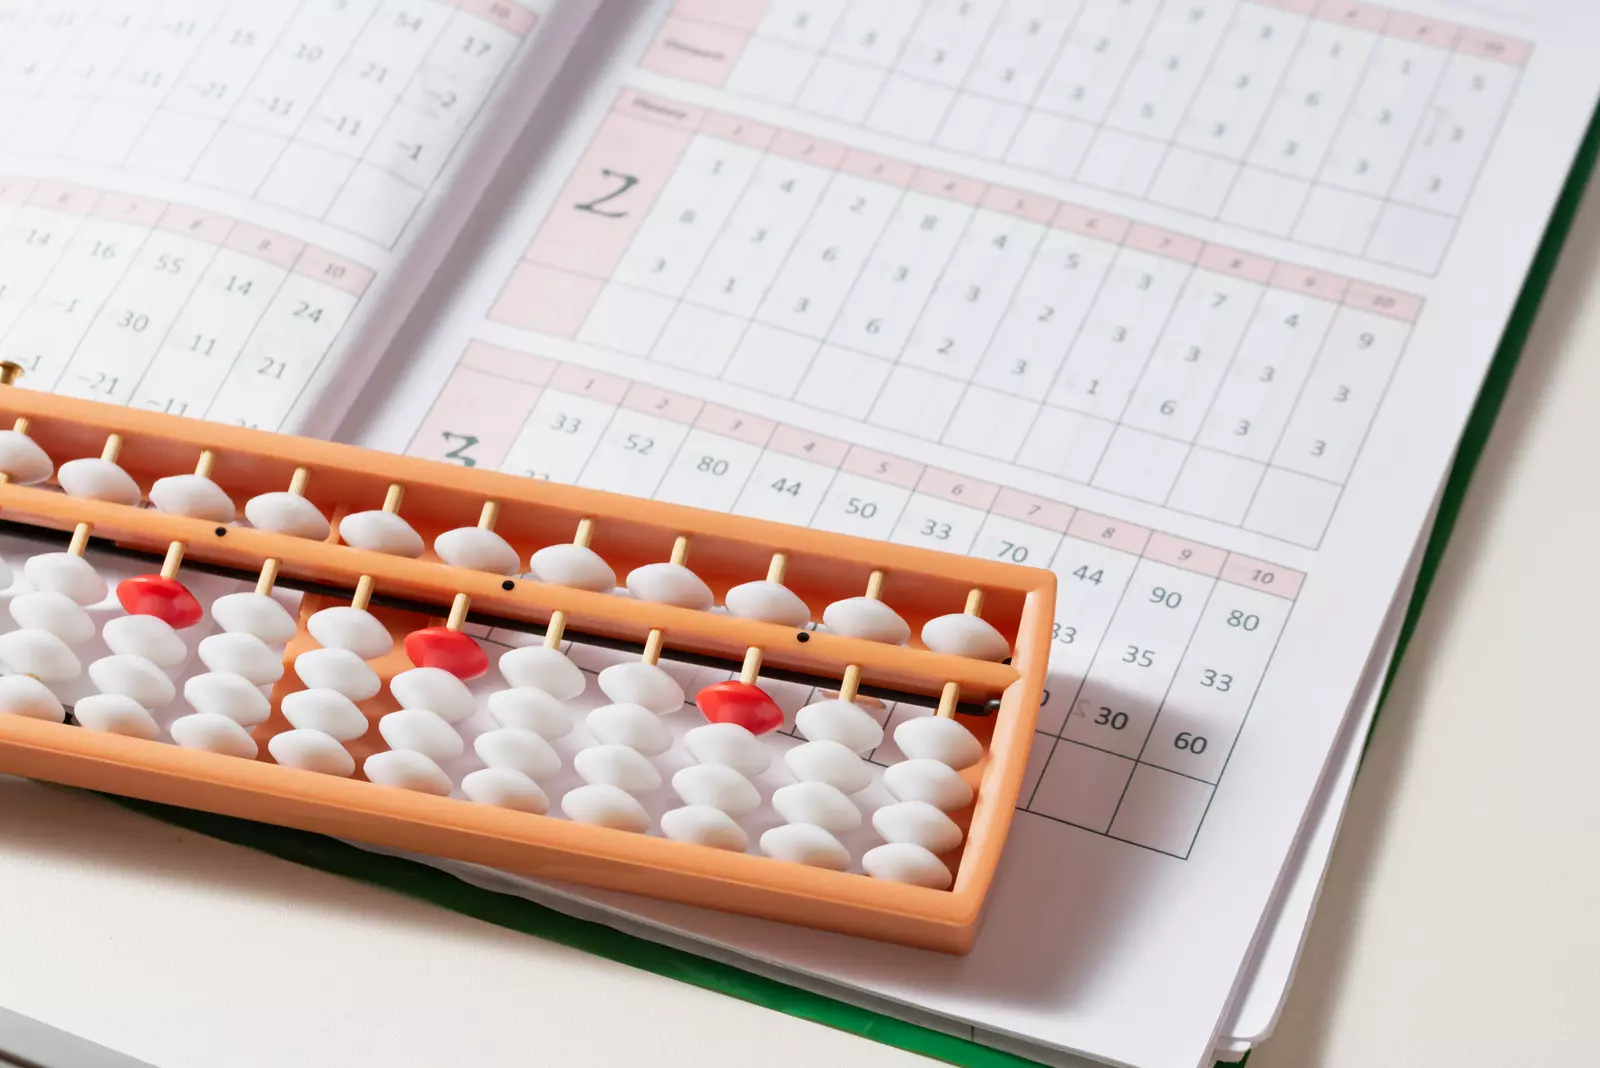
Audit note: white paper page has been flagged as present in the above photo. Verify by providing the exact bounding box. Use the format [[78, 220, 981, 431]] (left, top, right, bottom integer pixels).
[[343, 2, 1600, 1066], [0, 0, 602, 437]]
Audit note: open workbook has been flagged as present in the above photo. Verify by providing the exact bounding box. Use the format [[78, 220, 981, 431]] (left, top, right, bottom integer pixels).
[[2, 1, 1596, 1066]]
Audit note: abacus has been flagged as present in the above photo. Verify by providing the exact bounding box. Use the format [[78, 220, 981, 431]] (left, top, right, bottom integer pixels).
[[0, 367, 1052, 953]]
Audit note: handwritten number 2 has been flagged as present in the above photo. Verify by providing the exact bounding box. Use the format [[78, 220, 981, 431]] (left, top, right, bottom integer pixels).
[[441, 431, 479, 467], [574, 169, 639, 218]]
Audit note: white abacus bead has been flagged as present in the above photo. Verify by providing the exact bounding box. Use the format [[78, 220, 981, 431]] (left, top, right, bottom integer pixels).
[[183, 672, 270, 726], [498, 645, 585, 701], [149, 474, 235, 523], [293, 647, 379, 700], [893, 716, 983, 771], [920, 613, 1010, 662], [862, 843, 953, 889], [433, 526, 519, 575], [461, 767, 549, 814], [88, 654, 175, 707], [378, 708, 465, 762], [722, 580, 810, 627], [660, 806, 749, 852], [573, 744, 661, 795], [25, 552, 106, 606], [528, 542, 616, 592], [872, 801, 964, 854], [363, 749, 451, 796], [821, 597, 910, 645], [795, 698, 883, 755], [56, 457, 140, 505], [561, 783, 648, 832], [670, 763, 760, 817], [102, 614, 186, 669], [390, 666, 475, 724], [169, 713, 258, 760], [72, 693, 158, 739], [198, 632, 283, 686], [682, 722, 770, 777], [9, 591, 94, 644], [0, 675, 65, 722], [596, 661, 684, 715], [784, 741, 871, 794], [338, 510, 424, 557], [883, 758, 973, 812], [624, 562, 714, 610], [586, 703, 672, 756], [212, 592, 298, 645], [0, 629, 81, 682], [486, 687, 573, 739], [280, 688, 369, 741], [267, 729, 355, 777], [759, 824, 850, 871], [306, 606, 392, 660], [771, 781, 861, 834], [474, 727, 561, 781], [0, 430, 53, 485], [244, 491, 330, 540]]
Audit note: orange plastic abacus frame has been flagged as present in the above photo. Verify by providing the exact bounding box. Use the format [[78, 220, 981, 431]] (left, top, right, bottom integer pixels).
[[0, 388, 1054, 953]]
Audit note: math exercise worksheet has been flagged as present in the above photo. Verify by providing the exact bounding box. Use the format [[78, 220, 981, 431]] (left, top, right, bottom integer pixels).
[[346, 2, 1600, 1066]]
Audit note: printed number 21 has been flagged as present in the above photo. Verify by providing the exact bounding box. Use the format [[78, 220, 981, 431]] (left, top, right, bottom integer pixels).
[[574, 169, 639, 218]]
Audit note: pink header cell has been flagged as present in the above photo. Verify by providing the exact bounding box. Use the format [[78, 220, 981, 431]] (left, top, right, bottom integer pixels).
[[1456, 29, 1531, 67], [769, 129, 846, 169], [615, 89, 706, 132], [916, 468, 998, 510], [157, 204, 232, 244], [1124, 224, 1202, 264], [991, 488, 1074, 532], [294, 247, 375, 296], [455, 0, 538, 35], [695, 402, 775, 446], [29, 181, 95, 214], [768, 424, 849, 467], [1313, 1, 1386, 33], [911, 167, 984, 206], [461, 340, 557, 385], [1144, 533, 1226, 577], [670, 0, 767, 31], [1222, 554, 1304, 599], [1199, 244, 1274, 284], [840, 149, 914, 188], [1344, 281, 1422, 322], [982, 185, 1057, 225], [1268, 262, 1350, 303], [623, 382, 703, 425], [225, 224, 304, 269], [842, 446, 922, 490], [550, 363, 630, 404], [92, 193, 164, 227], [640, 16, 749, 89], [1382, 12, 1460, 50], [701, 110, 776, 149], [1051, 203, 1131, 243], [0, 179, 34, 204], [1067, 511, 1150, 555]]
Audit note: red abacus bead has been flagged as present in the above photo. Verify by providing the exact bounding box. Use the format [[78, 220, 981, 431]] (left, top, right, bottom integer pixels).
[[404, 626, 489, 680], [116, 574, 203, 629], [696, 680, 785, 735]]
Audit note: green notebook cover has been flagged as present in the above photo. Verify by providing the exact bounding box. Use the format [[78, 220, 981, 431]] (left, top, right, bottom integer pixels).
[[95, 102, 1600, 1068]]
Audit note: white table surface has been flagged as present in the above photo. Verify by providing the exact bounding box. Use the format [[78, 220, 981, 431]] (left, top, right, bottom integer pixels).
[[4, 181, 1600, 1068]]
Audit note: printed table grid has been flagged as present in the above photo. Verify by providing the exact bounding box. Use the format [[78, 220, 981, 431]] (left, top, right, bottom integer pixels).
[[406, 338, 1307, 857], [0, 176, 372, 430], [642, 0, 1528, 276], [0, 0, 538, 249], [492, 88, 1424, 549]]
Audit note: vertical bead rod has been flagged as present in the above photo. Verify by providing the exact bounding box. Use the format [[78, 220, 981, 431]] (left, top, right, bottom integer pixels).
[[159, 449, 215, 579], [349, 482, 403, 611], [835, 569, 885, 705], [444, 499, 501, 630], [640, 533, 689, 666], [543, 517, 595, 649], [254, 465, 310, 596]]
